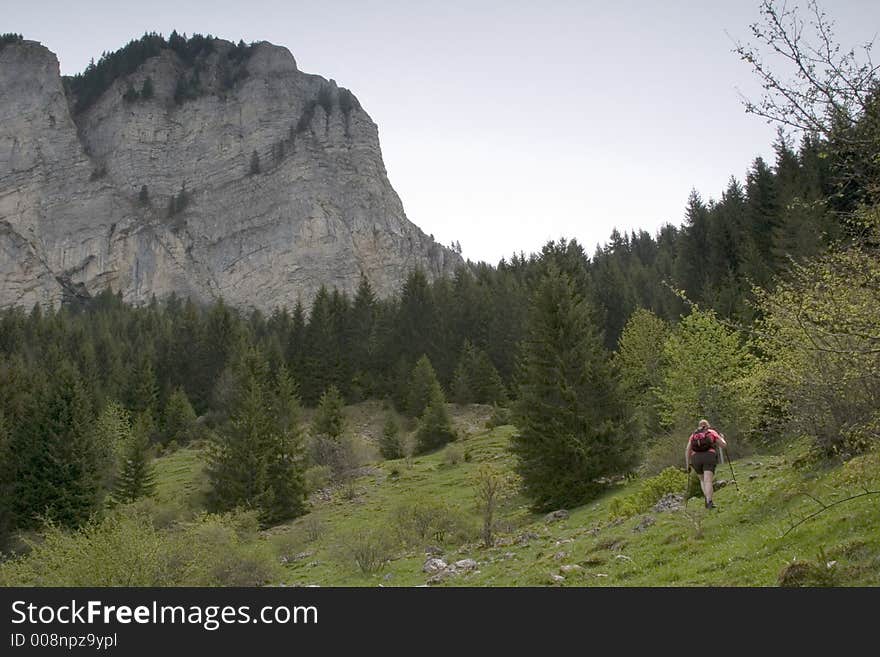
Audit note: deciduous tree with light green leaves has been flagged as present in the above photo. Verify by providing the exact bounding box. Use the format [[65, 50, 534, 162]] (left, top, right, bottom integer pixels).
[[615, 308, 669, 441], [655, 307, 758, 442], [753, 208, 880, 455]]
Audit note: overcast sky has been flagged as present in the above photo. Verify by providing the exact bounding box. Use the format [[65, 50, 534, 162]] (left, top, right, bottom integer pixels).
[[8, 1, 880, 264]]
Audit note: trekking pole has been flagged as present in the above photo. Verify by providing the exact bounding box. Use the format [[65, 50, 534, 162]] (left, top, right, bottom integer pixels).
[[683, 461, 691, 510], [725, 447, 740, 492]]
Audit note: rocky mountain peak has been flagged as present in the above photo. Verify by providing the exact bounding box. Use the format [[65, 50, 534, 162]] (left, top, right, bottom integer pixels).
[[0, 34, 462, 311]]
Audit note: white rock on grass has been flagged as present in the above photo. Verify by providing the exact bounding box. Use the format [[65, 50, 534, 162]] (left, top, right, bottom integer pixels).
[[423, 558, 448, 574]]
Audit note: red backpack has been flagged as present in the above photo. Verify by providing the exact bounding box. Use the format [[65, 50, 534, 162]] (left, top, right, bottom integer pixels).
[[690, 428, 714, 452]]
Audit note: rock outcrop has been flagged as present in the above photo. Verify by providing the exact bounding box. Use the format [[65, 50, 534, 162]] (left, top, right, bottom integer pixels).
[[0, 38, 461, 311]]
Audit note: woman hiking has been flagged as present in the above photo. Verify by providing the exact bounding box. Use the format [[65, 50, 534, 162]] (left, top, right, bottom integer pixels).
[[685, 419, 727, 509]]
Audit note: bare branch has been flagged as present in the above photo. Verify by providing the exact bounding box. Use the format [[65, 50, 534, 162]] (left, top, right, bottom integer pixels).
[[781, 489, 880, 537]]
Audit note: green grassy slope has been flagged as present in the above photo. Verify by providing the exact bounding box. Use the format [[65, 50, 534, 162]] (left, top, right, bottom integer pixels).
[[152, 407, 880, 587]]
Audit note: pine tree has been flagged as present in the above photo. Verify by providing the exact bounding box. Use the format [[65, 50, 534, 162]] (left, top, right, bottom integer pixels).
[[414, 385, 456, 454], [93, 401, 132, 490], [407, 355, 441, 418], [12, 362, 103, 528], [125, 349, 158, 416], [113, 424, 156, 503], [312, 385, 345, 439], [512, 266, 635, 510], [302, 287, 334, 404], [450, 341, 507, 405], [207, 372, 273, 514], [162, 387, 198, 444], [379, 413, 403, 459], [140, 76, 154, 99], [262, 365, 307, 523]]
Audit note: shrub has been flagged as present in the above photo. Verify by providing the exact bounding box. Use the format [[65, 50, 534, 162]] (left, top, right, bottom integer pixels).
[[777, 549, 840, 587], [391, 498, 466, 546], [0, 507, 282, 587], [485, 404, 512, 429], [608, 467, 688, 520], [304, 464, 332, 493], [443, 444, 463, 466], [338, 527, 395, 575]]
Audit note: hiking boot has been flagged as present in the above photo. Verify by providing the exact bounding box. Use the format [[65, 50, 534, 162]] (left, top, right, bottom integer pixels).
[[706, 501, 716, 509]]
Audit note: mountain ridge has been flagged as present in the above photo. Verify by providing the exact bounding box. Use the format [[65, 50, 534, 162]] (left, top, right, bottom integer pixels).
[[0, 35, 462, 311]]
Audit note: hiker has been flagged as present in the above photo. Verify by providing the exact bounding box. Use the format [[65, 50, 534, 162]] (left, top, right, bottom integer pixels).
[[685, 419, 727, 509]]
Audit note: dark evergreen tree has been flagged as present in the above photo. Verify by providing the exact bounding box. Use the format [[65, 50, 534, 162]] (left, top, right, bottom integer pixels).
[[414, 385, 455, 453], [263, 365, 307, 523], [312, 385, 345, 439], [162, 387, 198, 444], [140, 76, 154, 99], [113, 424, 156, 503], [406, 355, 441, 418], [512, 266, 635, 510], [10, 362, 102, 528], [379, 413, 403, 460]]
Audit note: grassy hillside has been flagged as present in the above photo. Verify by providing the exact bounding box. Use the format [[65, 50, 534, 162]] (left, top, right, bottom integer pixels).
[[151, 404, 880, 587]]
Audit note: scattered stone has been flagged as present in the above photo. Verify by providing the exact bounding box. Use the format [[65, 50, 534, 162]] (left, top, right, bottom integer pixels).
[[293, 550, 314, 562], [633, 515, 656, 533], [545, 510, 570, 523], [423, 558, 448, 574], [549, 574, 566, 584], [652, 493, 684, 513], [426, 573, 448, 585], [615, 554, 633, 563], [515, 532, 540, 545], [609, 517, 625, 527], [714, 479, 728, 490], [749, 474, 760, 481], [553, 551, 568, 561], [425, 546, 443, 556], [384, 573, 394, 581], [610, 541, 626, 552], [502, 552, 516, 560], [554, 538, 574, 546], [560, 564, 583, 574], [306, 561, 319, 568], [453, 559, 479, 572]]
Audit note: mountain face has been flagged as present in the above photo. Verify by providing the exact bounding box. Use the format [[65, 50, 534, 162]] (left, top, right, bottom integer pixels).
[[0, 37, 461, 311]]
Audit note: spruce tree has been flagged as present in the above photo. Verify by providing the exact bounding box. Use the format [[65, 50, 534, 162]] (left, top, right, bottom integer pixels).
[[162, 387, 198, 444], [12, 362, 103, 528], [207, 372, 273, 514], [512, 266, 634, 510], [113, 425, 156, 503], [379, 413, 403, 459], [312, 385, 345, 438], [407, 355, 441, 418], [93, 401, 132, 490], [414, 385, 456, 454], [263, 365, 307, 523]]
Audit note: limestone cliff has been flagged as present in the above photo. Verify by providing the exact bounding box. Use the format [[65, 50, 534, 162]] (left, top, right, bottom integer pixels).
[[0, 37, 461, 311]]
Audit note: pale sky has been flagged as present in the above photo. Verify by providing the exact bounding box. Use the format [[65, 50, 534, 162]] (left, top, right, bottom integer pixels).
[[7, 1, 880, 264]]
